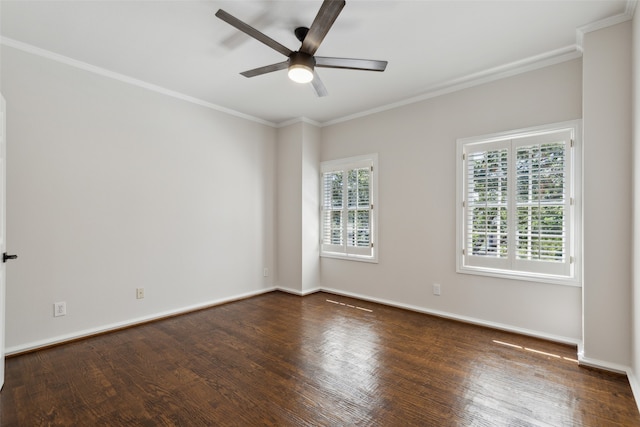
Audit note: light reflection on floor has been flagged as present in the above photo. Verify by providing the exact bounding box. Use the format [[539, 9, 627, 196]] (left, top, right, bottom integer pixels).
[[326, 298, 373, 312]]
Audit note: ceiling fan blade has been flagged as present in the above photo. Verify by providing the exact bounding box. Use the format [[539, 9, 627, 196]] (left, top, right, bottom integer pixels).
[[315, 56, 388, 72], [240, 61, 289, 78], [311, 71, 328, 97], [300, 0, 346, 56], [215, 9, 292, 57]]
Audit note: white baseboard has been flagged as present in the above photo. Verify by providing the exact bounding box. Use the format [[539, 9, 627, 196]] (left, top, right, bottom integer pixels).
[[5, 287, 277, 356], [320, 286, 581, 347], [577, 351, 631, 374], [275, 286, 321, 296]]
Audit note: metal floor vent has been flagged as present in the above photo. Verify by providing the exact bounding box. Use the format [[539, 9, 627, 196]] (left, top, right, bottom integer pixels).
[[326, 299, 373, 313]]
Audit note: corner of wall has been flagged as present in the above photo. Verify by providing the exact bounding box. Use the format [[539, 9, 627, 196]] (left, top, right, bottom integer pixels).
[[582, 19, 633, 367]]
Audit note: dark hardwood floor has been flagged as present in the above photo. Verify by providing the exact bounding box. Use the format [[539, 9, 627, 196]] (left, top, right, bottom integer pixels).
[[1, 291, 638, 426]]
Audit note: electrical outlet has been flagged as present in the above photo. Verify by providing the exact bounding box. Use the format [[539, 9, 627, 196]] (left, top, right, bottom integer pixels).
[[136, 288, 145, 299], [433, 283, 441, 296], [54, 301, 66, 317], [263, 268, 269, 277]]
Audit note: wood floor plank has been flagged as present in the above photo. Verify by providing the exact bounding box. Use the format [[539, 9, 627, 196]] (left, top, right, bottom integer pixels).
[[1, 291, 638, 426]]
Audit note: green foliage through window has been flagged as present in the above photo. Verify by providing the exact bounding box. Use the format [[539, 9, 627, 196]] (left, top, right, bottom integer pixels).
[[321, 155, 376, 261]]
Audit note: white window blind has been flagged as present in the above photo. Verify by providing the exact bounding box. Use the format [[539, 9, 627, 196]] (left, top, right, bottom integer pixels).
[[465, 144, 509, 261], [321, 155, 377, 262], [457, 121, 581, 285], [515, 140, 566, 263]]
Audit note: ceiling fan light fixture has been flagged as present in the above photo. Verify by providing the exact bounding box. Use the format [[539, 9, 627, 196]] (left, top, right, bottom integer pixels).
[[288, 64, 314, 83], [288, 52, 315, 84]]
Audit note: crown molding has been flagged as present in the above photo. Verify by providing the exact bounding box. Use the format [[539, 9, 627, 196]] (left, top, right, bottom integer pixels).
[[276, 116, 322, 128], [0, 37, 278, 128], [321, 44, 581, 127], [575, 0, 637, 51]]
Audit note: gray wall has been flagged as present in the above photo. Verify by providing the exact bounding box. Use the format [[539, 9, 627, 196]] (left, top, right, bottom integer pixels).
[[1, 46, 277, 352], [319, 59, 584, 344]]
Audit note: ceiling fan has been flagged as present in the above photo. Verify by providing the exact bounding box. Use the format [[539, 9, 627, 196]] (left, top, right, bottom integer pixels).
[[215, 0, 388, 97]]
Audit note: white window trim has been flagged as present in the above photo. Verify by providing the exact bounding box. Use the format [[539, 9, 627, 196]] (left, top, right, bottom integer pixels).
[[320, 153, 378, 263], [456, 120, 582, 286]]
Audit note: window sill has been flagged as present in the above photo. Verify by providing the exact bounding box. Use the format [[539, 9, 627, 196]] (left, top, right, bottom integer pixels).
[[320, 252, 378, 264], [457, 266, 581, 287]]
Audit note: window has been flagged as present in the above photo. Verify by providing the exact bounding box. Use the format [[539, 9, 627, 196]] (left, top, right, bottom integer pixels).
[[456, 121, 581, 285], [321, 154, 378, 262]]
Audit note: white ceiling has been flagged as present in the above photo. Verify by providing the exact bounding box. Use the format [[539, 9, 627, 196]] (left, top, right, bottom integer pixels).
[[0, 0, 633, 125]]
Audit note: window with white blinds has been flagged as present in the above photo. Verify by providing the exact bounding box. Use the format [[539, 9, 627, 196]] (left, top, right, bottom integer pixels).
[[320, 154, 378, 262], [457, 121, 581, 285]]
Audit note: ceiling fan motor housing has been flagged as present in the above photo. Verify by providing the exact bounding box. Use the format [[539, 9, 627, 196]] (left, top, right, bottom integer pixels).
[[289, 51, 316, 70]]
